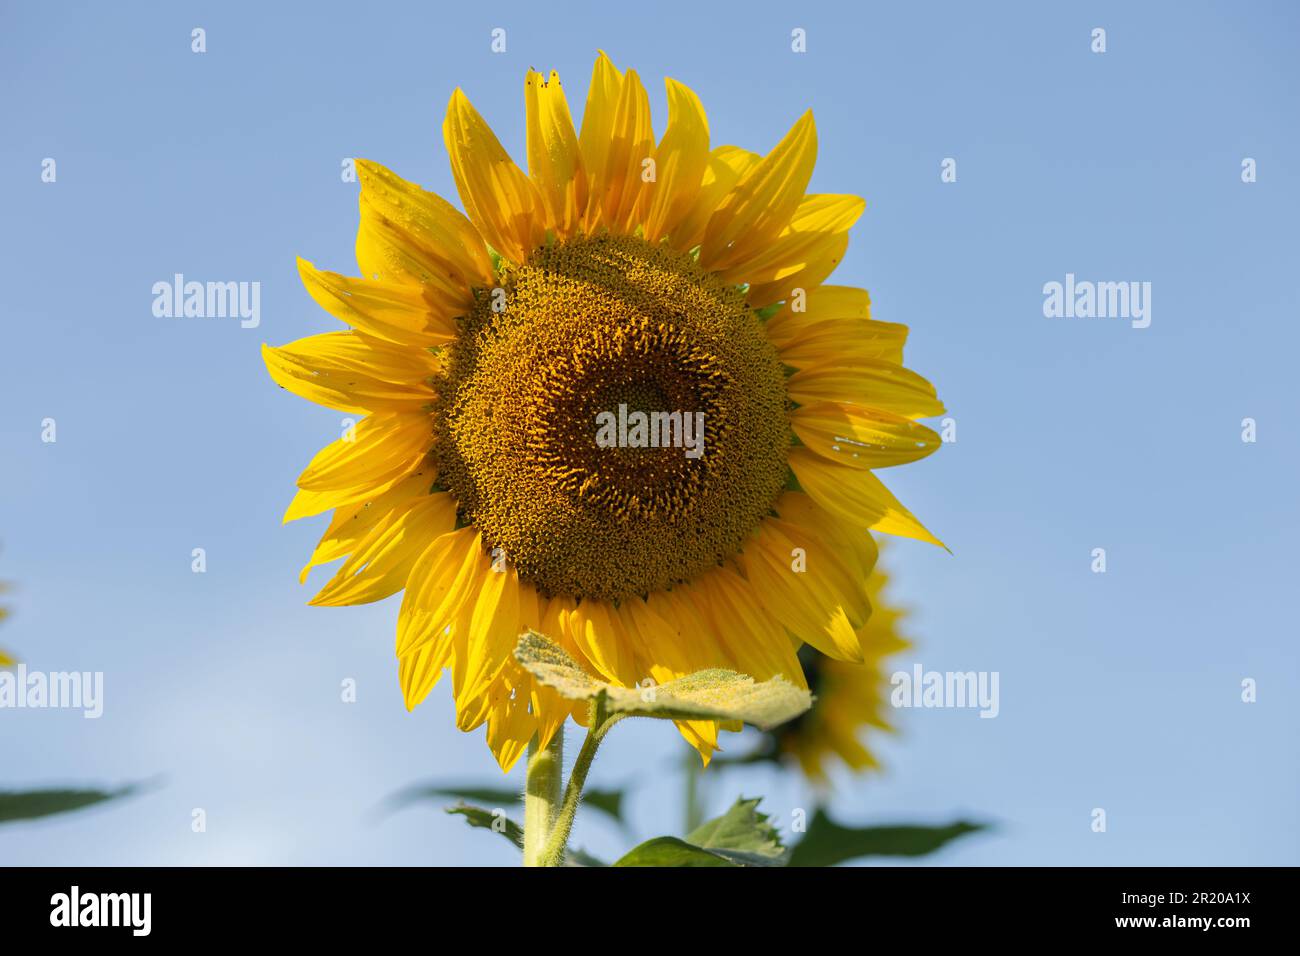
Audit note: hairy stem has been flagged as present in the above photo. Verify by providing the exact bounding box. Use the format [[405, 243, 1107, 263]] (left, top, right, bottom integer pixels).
[[536, 699, 623, 867], [522, 728, 563, 867]]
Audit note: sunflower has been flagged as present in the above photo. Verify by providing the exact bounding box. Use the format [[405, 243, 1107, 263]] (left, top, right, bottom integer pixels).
[[264, 52, 944, 772], [0, 587, 13, 668], [768, 547, 909, 781]]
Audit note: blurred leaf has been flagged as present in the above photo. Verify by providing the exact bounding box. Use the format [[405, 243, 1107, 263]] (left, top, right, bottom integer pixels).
[[615, 797, 787, 867], [445, 803, 523, 851], [515, 631, 811, 731], [0, 786, 137, 826], [387, 784, 520, 812], [581, 788, 625, 824], [564, 846, 608, 867], [385, 782, 627, 825], [788, 811, 988, 867]]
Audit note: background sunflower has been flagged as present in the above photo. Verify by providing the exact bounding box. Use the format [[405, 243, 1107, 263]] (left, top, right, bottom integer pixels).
[[771, 545, 909, 781]]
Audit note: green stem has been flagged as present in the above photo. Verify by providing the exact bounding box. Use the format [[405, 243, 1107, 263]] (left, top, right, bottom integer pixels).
[[683, 749, 704, 834], [522, 727, 563, 867], [535, 699, 623, 867]]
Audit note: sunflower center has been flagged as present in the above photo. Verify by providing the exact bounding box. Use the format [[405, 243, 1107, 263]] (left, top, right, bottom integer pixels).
[[433, 234, 790, 602]]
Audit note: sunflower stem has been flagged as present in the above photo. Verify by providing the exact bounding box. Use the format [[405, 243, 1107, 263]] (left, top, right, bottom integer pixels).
[[535, 697, 623, 867], [683, 749, 704, 833], [522, 728, 563, 867]]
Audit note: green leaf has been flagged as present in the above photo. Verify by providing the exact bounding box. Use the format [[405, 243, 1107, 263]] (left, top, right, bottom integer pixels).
[[788, 811, 988, 867], [384, 782, 627, 826], [686, 797, 787, 865], [614, 836, 739, 867], [614, 797, 787, 867], [445, 802, 524, 851], [0, 786, 137, 826], [515, 631, 812, 731]]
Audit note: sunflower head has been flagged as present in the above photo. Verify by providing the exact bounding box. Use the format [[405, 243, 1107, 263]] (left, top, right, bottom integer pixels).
[[265, 53, 944, 771]]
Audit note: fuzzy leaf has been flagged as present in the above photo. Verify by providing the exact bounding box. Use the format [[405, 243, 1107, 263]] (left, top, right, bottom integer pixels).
[[515, 631, 811, 731], [686, 796, 787, 865], [614, 797, 787, 867]]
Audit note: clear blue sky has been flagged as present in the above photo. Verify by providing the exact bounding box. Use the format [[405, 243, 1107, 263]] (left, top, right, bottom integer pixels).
[[2, 0, 1296, 865]]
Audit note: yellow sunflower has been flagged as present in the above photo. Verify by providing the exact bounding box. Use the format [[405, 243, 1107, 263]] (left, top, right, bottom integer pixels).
[[264, 52, 945, 772], [771, 548, 909, 780], [0, 587, 13, 668]]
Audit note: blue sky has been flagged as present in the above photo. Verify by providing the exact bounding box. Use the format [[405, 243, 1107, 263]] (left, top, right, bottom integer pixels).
[[2, 0, 1297, 865]]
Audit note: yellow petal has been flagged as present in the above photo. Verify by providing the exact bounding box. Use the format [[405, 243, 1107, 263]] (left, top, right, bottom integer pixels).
[[699, 111, 817, 271], [642, 78, 710, 243], [353, 159, 493, 309], [789, 447, 944, 547], [443, 89, 547, 265], [485, 676, 537, 773], [764, 285, 872, 347], [740, 519, 866, 662], [296, 411, 431, 493], [786, 356, 945, 420], [525, 69, 587, 239], [693, 569, 807, 686], [585, 62, 654, 234], [529, 661, 571, 753], [398, 640, 449, 711], [669, 146, 760, 252], [617, 596, 700, 684], [262, 333, 435, 413], [284, 483, 389, 524], [790, 402, 941, 469], [746, 231, 848, 309], [775, 318, 908, 368], [719, 193, 864, 287], [676, 718, 720, 766], [298, 258, 458, 348], [567, 599, 635, 685], [455, 683, 496, 732], [577, 51, 624, 231], [455, 562, 522, 706], [775, 490, 880, 584], [297, 465, 435, 576], [309, 493, 457, 606], [395, 528, 484, 659]]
